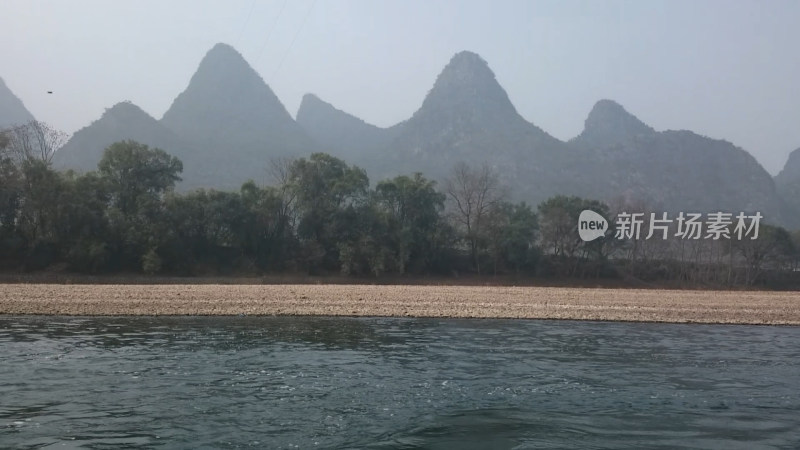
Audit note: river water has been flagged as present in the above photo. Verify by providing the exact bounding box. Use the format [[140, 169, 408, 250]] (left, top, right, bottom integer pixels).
[[1, 316, 799, 449]]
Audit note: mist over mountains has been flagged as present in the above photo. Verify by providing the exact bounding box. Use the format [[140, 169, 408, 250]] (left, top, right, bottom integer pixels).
[[2, 43, 798, 226]]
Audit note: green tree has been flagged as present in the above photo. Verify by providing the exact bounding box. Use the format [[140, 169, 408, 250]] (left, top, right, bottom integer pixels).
[[239, 181, 297, 271], [375, 173, 446, 274], [486, 202, 540, 274], [162, 188, 247, 273], [0, 136, 21, 263], [57, 171, 112, 272], [97, 140, 183, 272], [287, 153, 369, 272], [98, 140, 182, 215]]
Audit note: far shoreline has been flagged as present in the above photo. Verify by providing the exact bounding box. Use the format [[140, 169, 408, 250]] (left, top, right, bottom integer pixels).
[[1, 272, 798, 291], [1, 283, 798, 325]]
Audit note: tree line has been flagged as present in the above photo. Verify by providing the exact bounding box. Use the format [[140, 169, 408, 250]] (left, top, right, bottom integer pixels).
[[1, 122, 799, 287]]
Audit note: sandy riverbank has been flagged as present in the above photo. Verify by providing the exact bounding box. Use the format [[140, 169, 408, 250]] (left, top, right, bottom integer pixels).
[[1, 284, 799, 325]]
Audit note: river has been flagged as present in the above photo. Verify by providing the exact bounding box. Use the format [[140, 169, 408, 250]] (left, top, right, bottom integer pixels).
[[1, 316, 799, 448]]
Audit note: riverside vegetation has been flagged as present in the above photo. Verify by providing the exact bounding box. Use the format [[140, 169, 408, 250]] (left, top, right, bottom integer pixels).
[[1, 126, 799, 288]]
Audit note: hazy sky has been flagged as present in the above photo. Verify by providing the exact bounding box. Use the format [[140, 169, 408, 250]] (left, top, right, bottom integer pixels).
[[1, 0, 798, 174]]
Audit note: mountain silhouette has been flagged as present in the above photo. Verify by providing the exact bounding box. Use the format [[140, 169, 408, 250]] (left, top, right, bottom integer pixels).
[[571, 99, 656, 149], [388, 51, 561, 161], [356, 50, 567, 203], [159, 43, 315, 189], [0, 77, 36, 128], [775, 148, 800, 226], [14, 44, 794, 225], [296, 51, 790, 221], [53, 101, 189, 176], [296, 93, 396, 164]]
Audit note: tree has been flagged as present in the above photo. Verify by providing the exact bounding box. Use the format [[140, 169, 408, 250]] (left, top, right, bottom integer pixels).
[[444, 162, 505, 273], [485, 202, 539, 274], [375, 173, 446, 274], [16, 160, 64, 245], [5, 120, 67, 164], [538, 196, 609, 257], [97, 140, 183, 272], [0, 124, 67, 268], [732, 223, 796, 285], [287, 153, 369, 272], [239, 181, 297, 270], [0, 135, 22, 260], [58, 171, 111, 272], [98, 140, 183, 215], [162, 188, 247, 273], [537, 195, 611, 276]]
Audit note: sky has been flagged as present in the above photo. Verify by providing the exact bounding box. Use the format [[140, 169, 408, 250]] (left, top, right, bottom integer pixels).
[[1, 0, 798, 174]]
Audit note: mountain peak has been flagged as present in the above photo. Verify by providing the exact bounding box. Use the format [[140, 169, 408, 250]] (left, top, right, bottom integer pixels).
[[386, 50, 561, 172], [0, 76, 36, 128], [411, 50, 525, 130], [159, 42, 314, 189], [160, 42, 306, 147], [209, 42, 238, 53], [430, 51, 500, 96], [182, 42, 257, 91], [445, 51, 492, 73], [202, 42, 247, 66], [299, 93, 327, 109], [103, 101, 150, 118], [776, 147, 800, 227], [574, 99, 655, 147], [776, 147, 800, 182]]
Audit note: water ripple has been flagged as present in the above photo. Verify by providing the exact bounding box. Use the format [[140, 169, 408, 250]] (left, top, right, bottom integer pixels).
[[1, 316, 799, 448]]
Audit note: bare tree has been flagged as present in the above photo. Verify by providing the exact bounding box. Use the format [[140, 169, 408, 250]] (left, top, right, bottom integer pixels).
[[267, 156, 296, 187], [267, 156, 299, 229], [444, 162, 505, 273], [732, 224, 795, 285], [5, 120, 67, 165]]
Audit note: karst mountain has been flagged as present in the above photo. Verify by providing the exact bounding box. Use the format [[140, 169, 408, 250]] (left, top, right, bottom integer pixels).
[[0, 77, 36, 129]]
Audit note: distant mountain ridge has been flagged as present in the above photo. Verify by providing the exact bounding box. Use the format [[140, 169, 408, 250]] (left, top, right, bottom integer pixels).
[[8, 43, 794, 226], [53, 101, 187, 174], [296, 93, 398, 165]]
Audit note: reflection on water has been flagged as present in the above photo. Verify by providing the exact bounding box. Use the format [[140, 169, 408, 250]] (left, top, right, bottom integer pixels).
[[1, 316, 799, 449]]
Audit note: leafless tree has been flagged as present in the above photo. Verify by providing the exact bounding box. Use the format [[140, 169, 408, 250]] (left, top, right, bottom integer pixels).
[[267, 156, 296, 186], [5, 120, 67, 165], [732, 224, 795, 285], [267, 156, 299, 230], [444, 162, 505, 273]]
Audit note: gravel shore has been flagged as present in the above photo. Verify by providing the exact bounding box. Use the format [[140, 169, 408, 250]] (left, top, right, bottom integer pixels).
[[1, 284, 799, 324]]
